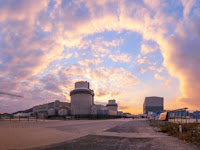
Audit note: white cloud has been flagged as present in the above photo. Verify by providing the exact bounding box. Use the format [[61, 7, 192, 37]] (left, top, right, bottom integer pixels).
[[78, 58, 103, 67], [181, 0, 196, 19], [141, 43, 159, 55], [1, 0, 200, 112], [154, 73, 164, 80], [109, 51, 132, 63]]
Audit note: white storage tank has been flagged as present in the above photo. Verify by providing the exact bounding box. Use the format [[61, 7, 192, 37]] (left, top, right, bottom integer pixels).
[[70, 81, 94, 115]]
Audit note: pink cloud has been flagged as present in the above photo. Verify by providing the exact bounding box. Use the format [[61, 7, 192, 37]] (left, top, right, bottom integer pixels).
[[109, 51, 132, 63], [0, 0, 199, 113]]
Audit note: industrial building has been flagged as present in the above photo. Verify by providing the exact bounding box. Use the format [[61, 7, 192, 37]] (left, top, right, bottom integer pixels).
[[14, 81, 122, 118], [91, 99, 118, 116], [106, 100, 118, 111], [70, 81, 94, 115], [91, 105, 109, 115], [70, 81, 120, 116], [33, 100, 70, 116], [143, 96, 164, 114], [91, 104, 118, 116]]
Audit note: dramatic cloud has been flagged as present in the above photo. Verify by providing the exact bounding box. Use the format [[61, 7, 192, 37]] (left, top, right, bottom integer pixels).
[[157, 1, 200, 109], [0, 0, 199, 113]]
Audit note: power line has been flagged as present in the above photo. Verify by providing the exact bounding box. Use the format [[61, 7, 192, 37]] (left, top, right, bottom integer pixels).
[[0, 91, 23, 98]]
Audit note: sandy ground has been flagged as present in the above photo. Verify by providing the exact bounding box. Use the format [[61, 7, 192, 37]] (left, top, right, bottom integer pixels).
[[0, 119, 130, 150], [0, 119, 199, 150]]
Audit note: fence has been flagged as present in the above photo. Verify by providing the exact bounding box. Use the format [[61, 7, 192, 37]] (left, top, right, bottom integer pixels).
[[168, 110, 200, 124], [168, 118, 199, 123], [148, 110, 200, 123], [0, 116, 44, 122]]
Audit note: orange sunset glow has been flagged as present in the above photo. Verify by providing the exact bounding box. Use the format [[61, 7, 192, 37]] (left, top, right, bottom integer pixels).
[[0, 0, 200, 114]]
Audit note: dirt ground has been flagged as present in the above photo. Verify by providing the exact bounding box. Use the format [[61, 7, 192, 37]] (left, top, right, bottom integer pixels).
[[27, 119, 199, 150]]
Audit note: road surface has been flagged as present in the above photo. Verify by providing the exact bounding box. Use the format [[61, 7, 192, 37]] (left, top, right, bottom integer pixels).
[[0, 118, 129, 150], [0, 119, 198, 150]]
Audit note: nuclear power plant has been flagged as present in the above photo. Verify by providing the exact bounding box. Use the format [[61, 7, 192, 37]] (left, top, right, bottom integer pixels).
[[70, 81, 94, 115], [70, 81, 121, 116], [29, 81, 123, 118]]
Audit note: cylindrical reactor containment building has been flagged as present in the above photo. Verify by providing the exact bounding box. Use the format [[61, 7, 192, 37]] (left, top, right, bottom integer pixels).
[[70, 81, 94, 115], [106, 99, 118, 112]]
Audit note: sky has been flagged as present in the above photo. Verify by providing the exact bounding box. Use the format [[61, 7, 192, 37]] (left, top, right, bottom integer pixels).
[[0, 0, 200, 114]]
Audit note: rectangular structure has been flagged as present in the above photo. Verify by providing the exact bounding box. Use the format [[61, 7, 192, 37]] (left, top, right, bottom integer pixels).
[[143, 96, 164, 114], [33, 100, 70, 115]]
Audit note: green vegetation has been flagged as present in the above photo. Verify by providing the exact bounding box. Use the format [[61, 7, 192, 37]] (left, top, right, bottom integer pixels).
[[150, 120, 200, 147]]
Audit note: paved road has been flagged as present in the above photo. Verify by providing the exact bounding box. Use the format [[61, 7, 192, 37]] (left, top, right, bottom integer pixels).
[[0, 119, 198, 150], [0, 119, 130, 150], [31, 119, 199, 150]]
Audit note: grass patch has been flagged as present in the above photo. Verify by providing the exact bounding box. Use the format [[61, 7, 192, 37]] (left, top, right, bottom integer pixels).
[[150, 120, 200, 147]]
